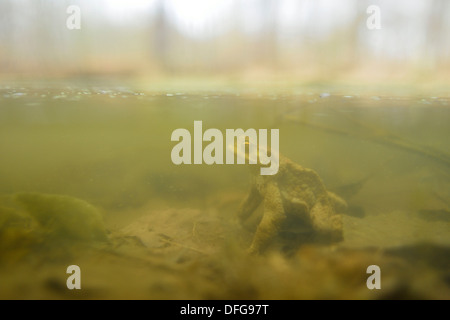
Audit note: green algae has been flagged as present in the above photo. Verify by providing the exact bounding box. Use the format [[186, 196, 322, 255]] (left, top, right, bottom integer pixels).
[[13, 192, 108, 243]]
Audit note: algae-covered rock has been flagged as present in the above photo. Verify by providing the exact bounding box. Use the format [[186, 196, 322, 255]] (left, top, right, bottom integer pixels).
[[0, 204, 42, 263], [0, 203, 35, 229], [13, 192, 108, 243]]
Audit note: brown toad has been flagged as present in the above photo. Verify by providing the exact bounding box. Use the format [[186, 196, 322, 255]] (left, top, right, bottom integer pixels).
[[231, 139, 347, 254]]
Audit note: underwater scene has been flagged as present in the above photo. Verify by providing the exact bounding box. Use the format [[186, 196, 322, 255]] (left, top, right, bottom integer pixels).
[[0, 1, 449, 300], [1, 83, 449, 299]]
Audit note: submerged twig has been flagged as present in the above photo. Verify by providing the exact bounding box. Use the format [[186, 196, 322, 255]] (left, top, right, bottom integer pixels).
[[284, 115, 450, 168], [159, 237, 207, 255]]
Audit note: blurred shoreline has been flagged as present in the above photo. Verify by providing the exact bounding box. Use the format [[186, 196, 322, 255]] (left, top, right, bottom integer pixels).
[[1, 73, 448, 98]]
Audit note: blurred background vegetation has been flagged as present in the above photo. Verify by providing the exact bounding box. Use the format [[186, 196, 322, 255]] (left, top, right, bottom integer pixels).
[[0, 0, 449, 85]]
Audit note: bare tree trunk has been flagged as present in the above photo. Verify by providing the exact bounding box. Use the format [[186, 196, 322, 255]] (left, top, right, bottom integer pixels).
[[425, 0, 449, 67], [0, 1, 13, 72], [345, 0, 370, 68], [152, 0, 171, 72], [255, 0, 279, 68]]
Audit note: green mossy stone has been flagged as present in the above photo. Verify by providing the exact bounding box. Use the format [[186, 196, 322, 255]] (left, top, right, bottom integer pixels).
[[0, 204, 42, 263], [13, 192, 108, 243]]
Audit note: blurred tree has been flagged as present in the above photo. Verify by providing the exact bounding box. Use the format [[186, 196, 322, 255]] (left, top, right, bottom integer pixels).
[[255, 0, 279, 68], [425, 0, 449, 67], [152, 0, 171, 72], [0, 0, 449, 79], [342, 0, 370, 70], [0, 1, 13, 72]]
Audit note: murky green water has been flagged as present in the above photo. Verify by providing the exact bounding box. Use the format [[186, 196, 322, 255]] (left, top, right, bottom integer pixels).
[[0, 83, 449, 299]]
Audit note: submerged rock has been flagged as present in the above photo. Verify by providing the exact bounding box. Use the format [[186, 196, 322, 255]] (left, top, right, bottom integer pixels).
[[13, 192, 108, 243], [0, 205, 41, 262]]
